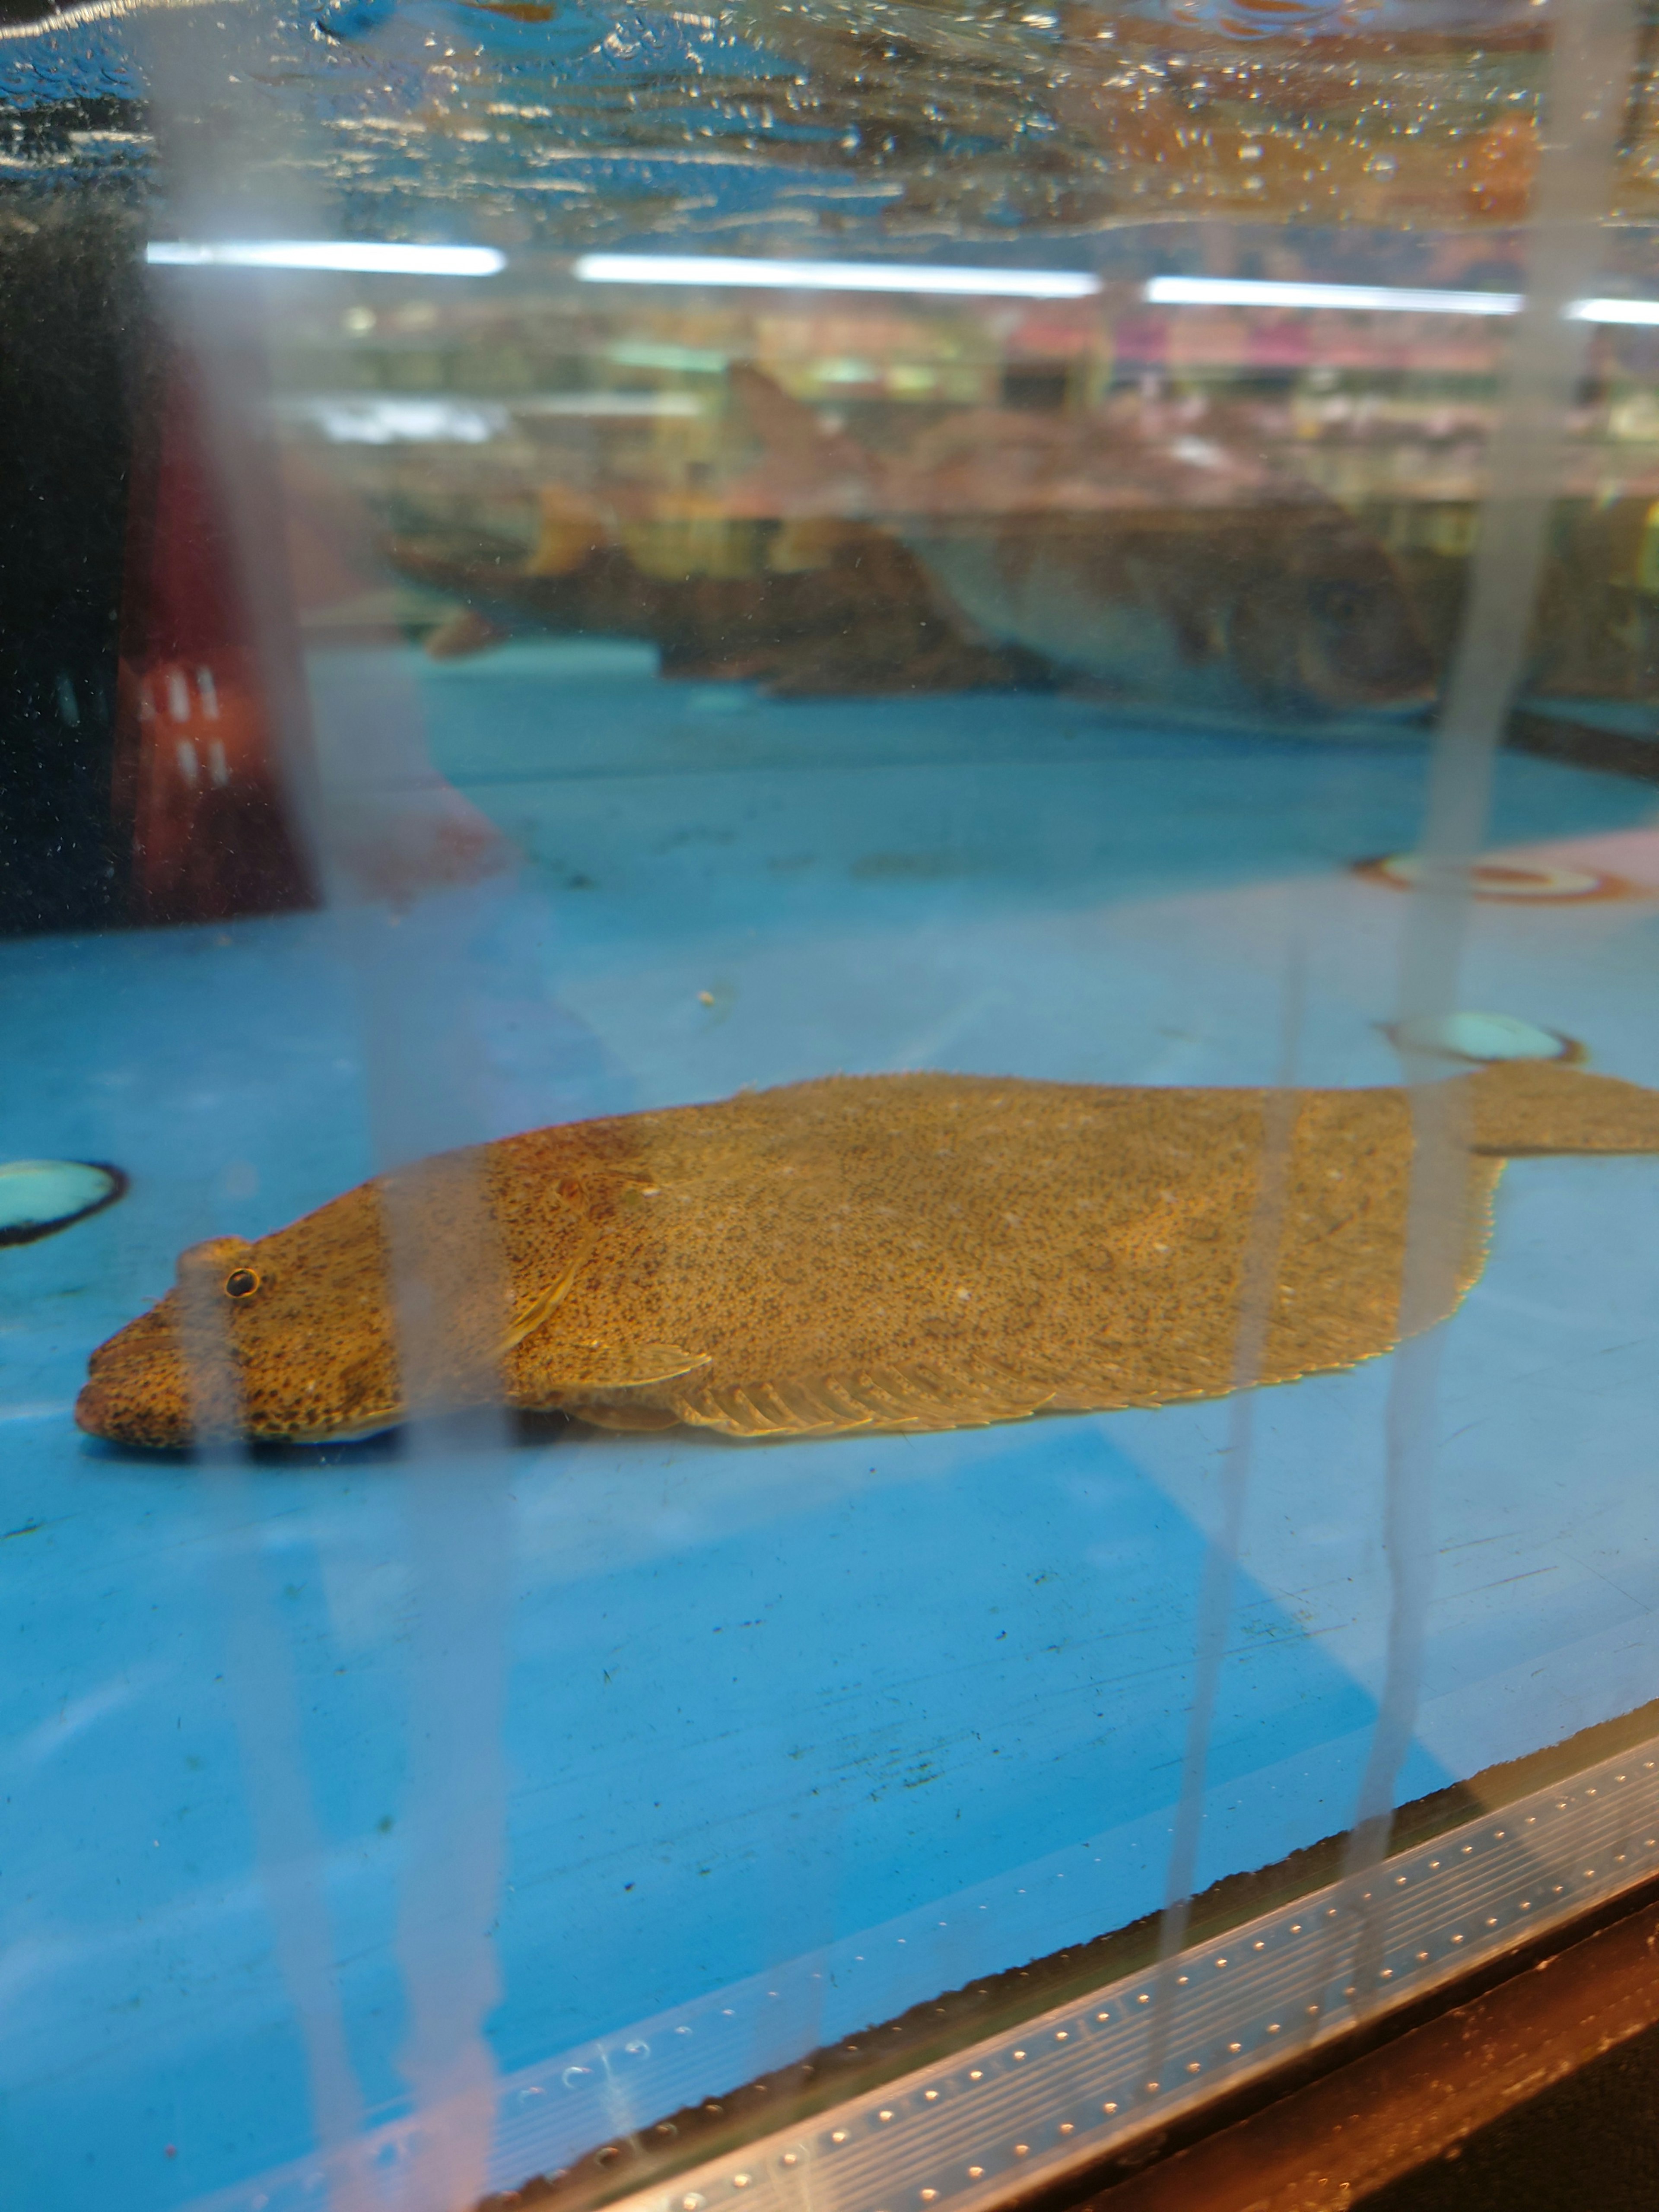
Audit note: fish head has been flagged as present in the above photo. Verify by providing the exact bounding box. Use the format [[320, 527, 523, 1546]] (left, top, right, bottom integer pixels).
[[75, 1279, 197, 1449], [1227, 517, 1438, 717], [76, 1187, 405, 1448]]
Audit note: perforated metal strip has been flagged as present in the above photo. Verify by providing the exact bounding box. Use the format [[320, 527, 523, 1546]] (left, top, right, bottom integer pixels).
[[190, 1734, 1659, 2212], [586, 1738, 1659, 2212]]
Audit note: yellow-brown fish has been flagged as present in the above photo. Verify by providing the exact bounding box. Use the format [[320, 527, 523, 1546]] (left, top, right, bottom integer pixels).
[[75, 1062, 1659, 1450]]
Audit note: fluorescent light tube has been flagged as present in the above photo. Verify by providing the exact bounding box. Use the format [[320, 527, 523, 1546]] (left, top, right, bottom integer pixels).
[[1145, 273, 1659, 324], [279, 397, 510, 444], [1570, 296, 1659, 325], [1144, 275, 1522, 315], [575, 253, 1101, 299], [276, 392, 703, 442], [146, 241, 506, 276]]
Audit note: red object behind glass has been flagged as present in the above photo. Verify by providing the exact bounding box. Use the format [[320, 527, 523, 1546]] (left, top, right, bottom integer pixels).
[[112, 356, 316, 926]]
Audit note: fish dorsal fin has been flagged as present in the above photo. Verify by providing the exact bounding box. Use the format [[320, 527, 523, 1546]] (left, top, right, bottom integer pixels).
[[501, 1224, 597, 1354]]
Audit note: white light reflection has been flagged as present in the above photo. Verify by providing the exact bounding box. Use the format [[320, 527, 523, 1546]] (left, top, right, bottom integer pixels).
[[1146, 275, 1523, 315], [1146, 273, 1659, 323], [276, 392, 701, 444], [575, 252, 1102, 298], [289, 397, 508, 445], [146, 240, 506, 276], [1571, 295, 1659, 324]]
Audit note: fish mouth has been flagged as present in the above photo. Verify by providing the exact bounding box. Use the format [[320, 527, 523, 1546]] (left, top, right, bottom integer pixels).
[[75, 1367, 193, 1450], [74, 1362, 405, 1449], [76, 1311, 194, 1448], [76, 1302, 406, 1449]]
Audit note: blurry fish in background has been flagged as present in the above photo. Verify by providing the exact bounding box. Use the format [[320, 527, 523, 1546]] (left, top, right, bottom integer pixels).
[[1366, 489, 1659, 741], [384, 483, 1041, 696], [1528, 494, 1659, 708], [726, 366, 1437, 721]]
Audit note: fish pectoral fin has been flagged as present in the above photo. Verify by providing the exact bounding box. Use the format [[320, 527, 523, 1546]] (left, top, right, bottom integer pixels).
[[502, 1229, 597, 1354], [561, 1341, 712, 1388], [574, 1402, 682, 1433]]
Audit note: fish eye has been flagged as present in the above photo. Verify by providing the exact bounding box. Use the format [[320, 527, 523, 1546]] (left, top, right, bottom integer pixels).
[[1313, 582, 1363, 626], [224, 1267, 261, 1300]]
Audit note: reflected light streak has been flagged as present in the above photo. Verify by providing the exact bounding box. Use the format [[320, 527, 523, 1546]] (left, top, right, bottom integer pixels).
[[146, 241, 506, 276], [276, 392, 701, 444], [1146, 275, 1522, 314], [575, 253, 1102, 298], [1147, 274, 1659, 324], [1572, 296, 1659, 324]]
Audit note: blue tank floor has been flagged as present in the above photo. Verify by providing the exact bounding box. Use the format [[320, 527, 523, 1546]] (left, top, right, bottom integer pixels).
[[5, 652, 1659, 2211]]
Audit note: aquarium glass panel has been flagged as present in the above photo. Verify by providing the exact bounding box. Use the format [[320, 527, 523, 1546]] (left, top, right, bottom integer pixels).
[[4, 0, 1659, 2208]]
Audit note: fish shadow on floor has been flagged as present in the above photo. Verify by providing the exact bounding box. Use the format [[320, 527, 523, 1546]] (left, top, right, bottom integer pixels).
[[75, 1427, 411, 1475], [75, 1408, 615, 1473]]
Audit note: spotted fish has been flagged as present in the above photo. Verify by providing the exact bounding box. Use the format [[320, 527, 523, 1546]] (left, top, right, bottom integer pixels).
[[75, 1062, 1659, 1449]]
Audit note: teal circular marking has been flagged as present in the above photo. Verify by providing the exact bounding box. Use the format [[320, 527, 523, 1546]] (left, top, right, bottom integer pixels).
[[1392, 1012, 1574, 1065], [0, 1160, 127, 1247]]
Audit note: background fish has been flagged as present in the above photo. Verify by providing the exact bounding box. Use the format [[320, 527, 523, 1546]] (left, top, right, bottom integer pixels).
[[383, 523, 1040, 696], [727, 368, 1437, 721], [76, 1061, 1659, 1450]]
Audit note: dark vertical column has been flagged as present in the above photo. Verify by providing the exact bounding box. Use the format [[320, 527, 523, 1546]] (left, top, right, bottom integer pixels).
[[0, 197, 144, 937]]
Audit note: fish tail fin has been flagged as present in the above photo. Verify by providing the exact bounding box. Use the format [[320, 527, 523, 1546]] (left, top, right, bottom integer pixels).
[[1469, 1061, 1659, 1156]]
